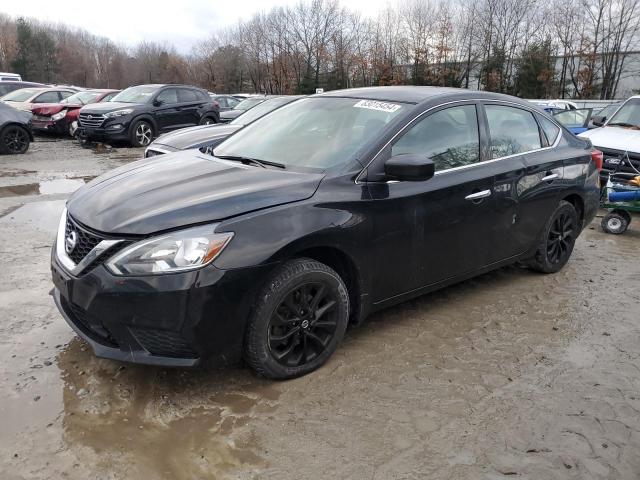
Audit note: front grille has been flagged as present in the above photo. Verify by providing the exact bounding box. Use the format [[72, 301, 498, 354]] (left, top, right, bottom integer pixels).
[[63, 298, 118, 347], [65, 215, 103, 264], [130, 328, 198, 358], [599, 147, 640, 175], [79, 113, 105, 128]]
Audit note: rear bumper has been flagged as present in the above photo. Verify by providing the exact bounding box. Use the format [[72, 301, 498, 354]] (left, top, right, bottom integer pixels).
[[51, 250, 275, 368]]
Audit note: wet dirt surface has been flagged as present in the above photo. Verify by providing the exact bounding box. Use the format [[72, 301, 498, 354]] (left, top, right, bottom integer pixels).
[[1, 138, 639, 479]]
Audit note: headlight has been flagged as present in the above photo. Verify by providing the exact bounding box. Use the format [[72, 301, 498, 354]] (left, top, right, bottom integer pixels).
[[51, 111, 66, 121], [105, 108, 134, 118], [105, 225, 233, 276]]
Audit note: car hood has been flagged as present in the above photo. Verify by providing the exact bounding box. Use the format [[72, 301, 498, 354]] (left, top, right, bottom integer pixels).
[[0, 103, 32, 123], [30, 103, 70, 116], [80, 102, 143, 113], [153, 123, 243, 150], [579, 126, 640, 153], [2, 100, 32, 112], [67, 150, 323, 235]]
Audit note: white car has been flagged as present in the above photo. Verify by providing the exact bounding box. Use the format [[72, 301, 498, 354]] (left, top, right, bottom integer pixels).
[[579, 96, 640, 182]]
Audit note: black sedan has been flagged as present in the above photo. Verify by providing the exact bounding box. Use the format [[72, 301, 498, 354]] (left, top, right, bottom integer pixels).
[[0, 102, 33, 154], [145, 96, 303, 157], [51, 87, 600, 379]]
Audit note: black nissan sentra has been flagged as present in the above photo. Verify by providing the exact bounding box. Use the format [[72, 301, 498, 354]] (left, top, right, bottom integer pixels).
[[51, 86, 600, 379]]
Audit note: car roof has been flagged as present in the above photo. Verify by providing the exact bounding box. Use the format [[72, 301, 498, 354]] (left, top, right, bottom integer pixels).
[[318, 86, 532, 107]]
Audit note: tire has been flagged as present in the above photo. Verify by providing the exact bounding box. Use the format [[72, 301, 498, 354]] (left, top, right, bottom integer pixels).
[[527, 200, 578, 273], [68, 120, 78, 138], [199, 116, 216, 125], [244, 258, 349, 379], [0, 125, 30, 154], [601, 211, 629, 235], [129, 120, 154, 147]]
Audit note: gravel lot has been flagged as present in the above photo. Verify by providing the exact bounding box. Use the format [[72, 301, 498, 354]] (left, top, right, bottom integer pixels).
[[1, 137, 639, 480]]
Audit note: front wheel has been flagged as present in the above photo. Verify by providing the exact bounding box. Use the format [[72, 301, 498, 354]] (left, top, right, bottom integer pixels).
[[244, 258, 349, 379], [129, 120, 154, 147], [526, 200, 578, 273], [199, 116, 217, 125], [0, 125, 30, 154]]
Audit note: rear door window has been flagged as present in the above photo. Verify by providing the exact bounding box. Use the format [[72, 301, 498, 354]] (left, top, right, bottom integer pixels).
[[392, 104, 480, 171], [33, 91, 60, 103], [485, 105, 542, 158]]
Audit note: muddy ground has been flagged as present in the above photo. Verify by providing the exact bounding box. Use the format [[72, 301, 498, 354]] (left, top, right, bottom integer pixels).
[[0, 137, 639, 480]]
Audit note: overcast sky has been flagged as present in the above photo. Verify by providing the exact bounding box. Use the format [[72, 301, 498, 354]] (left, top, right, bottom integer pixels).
[[2, 0, 392, 53]]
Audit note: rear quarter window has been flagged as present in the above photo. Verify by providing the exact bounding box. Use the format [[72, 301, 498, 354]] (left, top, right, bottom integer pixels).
[[536, 114, 561, 145]]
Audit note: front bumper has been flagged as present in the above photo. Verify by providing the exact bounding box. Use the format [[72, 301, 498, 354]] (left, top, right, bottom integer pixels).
[[51, 250, 274, 367], [31, 118, 65, 132], [79, 121, 130, 143]]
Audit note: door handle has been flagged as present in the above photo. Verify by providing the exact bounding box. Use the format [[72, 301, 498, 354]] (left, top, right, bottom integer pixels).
[[541, 173, 558, 182], [465, 189, 492, 201]]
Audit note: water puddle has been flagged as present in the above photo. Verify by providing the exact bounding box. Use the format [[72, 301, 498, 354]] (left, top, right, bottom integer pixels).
[[0, 200, 66, 232], [0, 177, 93, 198]]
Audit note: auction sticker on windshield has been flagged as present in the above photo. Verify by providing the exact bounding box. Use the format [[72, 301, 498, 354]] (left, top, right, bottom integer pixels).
[[354, 100, 402, 113]]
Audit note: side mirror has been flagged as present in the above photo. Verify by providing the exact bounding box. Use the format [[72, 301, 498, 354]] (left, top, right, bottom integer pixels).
[[384, 154, 435, 181], [591, 115, 605, 127], [153, 99, 163, 107]]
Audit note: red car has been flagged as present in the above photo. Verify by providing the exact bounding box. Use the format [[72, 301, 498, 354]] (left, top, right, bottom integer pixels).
[[30, 89, 120, 136]]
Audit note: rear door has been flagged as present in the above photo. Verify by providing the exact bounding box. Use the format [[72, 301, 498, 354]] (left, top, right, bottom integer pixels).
[[153, 88, 181, 131], [177, 88, 205, 126], [482, 103, 565, 258]]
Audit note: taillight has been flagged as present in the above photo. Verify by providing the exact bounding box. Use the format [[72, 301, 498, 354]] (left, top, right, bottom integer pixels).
[[212, 100, 219, 108], [591, 149, 603, 171]]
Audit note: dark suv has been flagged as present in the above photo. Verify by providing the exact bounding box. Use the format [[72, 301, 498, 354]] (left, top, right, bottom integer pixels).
[[78, 84, 219, 147]]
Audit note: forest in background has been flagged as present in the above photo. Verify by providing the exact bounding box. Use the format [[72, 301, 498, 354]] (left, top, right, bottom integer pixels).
[[0, 0, 638, 99]]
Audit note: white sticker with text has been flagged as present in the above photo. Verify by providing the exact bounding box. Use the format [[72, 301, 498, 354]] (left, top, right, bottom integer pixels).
[[353, 100, 402, 113]]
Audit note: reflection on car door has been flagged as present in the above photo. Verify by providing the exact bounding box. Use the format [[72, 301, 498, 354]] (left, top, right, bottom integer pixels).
[[367, 103, 501, 303]]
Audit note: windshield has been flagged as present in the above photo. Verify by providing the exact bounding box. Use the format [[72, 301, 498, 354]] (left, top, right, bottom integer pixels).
[[230, 97, 299, 125], [608, 98, 640, 127], [214, 97, 407, 171], [1, 88, 41, 102], [597, 104, 618, 119], [61, 91, 102, 105], [235, 98, 266, 111], [111, 86, 157, 104]]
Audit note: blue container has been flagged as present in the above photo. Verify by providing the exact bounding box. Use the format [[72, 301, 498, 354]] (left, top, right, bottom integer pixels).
[[609, 190, 640, 202]]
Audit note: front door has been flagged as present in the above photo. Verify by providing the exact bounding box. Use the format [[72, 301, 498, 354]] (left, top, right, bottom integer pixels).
[[366, 103, 504, 303]]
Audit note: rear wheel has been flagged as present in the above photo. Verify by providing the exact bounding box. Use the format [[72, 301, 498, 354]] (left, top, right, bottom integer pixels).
[[527, 201, 578, 273], [244, 258, 349, 379], [601, 210, 629, 234], [0, 125, 30, 154], [129, 120, 154, 147]]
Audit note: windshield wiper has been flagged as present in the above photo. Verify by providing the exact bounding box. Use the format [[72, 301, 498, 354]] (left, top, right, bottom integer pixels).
[[215, 155, 285, 169], [608, 122, 640, 129]]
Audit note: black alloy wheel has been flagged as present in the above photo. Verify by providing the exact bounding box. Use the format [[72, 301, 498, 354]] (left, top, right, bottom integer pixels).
[[268, 282, 339, 367], [546, 210, 574, 264], [244, 258, 349, 379], [527, 200, 578, 273], [0, 125, 30, 154]]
